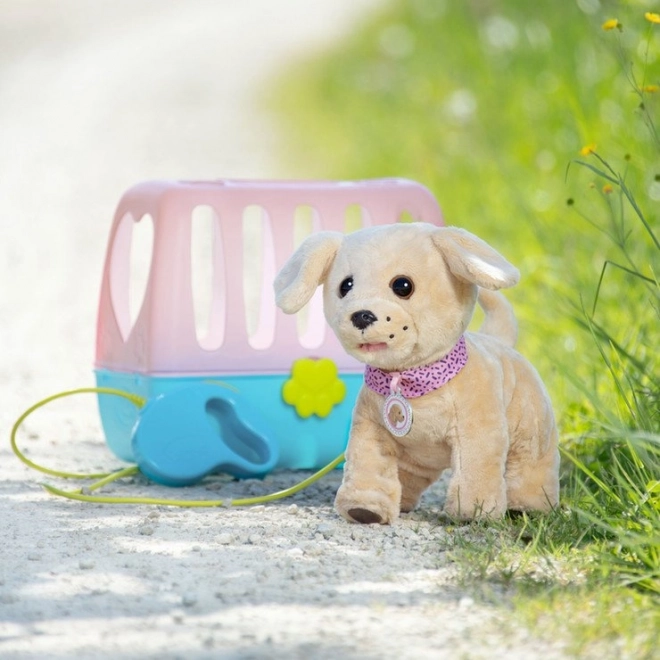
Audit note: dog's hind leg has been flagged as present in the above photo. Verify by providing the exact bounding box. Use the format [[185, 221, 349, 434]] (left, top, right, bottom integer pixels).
[[505, 444, 560, 513], [505, 397, 560, 513]]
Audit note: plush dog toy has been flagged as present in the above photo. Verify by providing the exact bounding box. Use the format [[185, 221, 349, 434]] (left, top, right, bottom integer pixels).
[[274, 222, 559, 523]]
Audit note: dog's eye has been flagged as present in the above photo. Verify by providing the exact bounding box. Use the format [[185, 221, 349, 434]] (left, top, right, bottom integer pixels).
[[390, 276, 414, 299], [339, 277, 354, 298]]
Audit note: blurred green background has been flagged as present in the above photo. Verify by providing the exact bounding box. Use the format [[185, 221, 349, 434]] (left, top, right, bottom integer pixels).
[[273, 0, 659, 423]]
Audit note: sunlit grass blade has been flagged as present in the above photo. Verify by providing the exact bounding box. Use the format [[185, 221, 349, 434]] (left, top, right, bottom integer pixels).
[[592, 260, 658, 316]]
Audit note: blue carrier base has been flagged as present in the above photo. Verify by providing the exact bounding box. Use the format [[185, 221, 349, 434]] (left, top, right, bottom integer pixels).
[[94, 369, 362, 473]]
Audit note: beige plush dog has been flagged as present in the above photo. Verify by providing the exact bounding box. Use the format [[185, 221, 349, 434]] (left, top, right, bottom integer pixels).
[[274, 222, 559, 523]]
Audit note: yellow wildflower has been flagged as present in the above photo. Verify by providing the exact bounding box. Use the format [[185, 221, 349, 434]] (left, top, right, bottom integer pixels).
[[580, 144, 597, 156], [602, 184, 614, 194], [602, 18, 621, 31], [643, 84, 660, 93], [645, 12, 660, 24]]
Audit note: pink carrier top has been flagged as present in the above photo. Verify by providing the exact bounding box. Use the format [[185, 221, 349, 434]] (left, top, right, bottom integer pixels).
[[95, 178, 444, 377]]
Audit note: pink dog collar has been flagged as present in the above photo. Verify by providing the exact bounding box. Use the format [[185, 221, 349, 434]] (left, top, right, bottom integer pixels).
[[364, 336, 468, 398]]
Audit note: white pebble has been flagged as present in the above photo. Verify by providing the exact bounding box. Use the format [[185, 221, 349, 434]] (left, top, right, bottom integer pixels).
[[302, 544, 323, 557], [458, 596, 475, 610]]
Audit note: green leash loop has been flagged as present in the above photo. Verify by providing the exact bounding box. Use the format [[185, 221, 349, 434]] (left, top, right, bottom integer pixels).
[[10, 387, 145, 480], [41, 453, 345, 507], [11, 386, 344, 508]]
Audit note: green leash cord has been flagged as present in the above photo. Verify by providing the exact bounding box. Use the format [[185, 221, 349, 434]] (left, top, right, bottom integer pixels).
[[10, 387, 345, 507]]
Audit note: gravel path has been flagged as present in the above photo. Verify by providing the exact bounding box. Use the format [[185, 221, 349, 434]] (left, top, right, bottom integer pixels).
[[0, 3, 567, 658]]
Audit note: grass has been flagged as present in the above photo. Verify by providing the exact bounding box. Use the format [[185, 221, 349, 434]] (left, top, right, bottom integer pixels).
[[446, 513, 660, 658], [451, 522, 660, 658], [271, 0, 660, 655], [444, 506, 660, 658]]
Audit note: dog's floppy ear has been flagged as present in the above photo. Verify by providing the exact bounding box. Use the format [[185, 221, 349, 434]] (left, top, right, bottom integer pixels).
[[274, 231, 343, 314], [431, 227, 520, 290]]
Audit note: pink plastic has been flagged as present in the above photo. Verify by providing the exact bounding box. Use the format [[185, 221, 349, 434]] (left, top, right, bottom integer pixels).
[[95, 178, 444, 376]]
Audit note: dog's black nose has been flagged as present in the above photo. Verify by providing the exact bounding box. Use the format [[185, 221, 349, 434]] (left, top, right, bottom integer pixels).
[[351, 310, 378, 330]]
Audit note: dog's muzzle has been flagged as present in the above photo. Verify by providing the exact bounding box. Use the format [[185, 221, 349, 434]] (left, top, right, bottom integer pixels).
[[351, 310, 377, 330]]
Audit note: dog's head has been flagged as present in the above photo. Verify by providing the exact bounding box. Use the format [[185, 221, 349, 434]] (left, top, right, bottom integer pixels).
[[274, 223, 519, 371]]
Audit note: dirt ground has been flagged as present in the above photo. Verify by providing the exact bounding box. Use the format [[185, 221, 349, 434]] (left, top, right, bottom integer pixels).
[[0, 2, 567, 658]]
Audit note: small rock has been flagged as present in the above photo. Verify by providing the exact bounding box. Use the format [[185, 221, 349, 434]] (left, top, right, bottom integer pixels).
[[138, 525, 155, 536], [181, 594, 197, 608], [27, 553, 42, 562], [215, 533, 233, 545], [316, 523, 335, 539], [79, 560, 96, 570], [286, 504, 299, 514], [256, 570, 269, 583], [0, 593, 19, 604]]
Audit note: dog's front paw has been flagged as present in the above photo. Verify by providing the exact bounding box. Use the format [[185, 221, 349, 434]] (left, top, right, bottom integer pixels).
[[347, 507, 383, 524], [335, 485, 399, 525]]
